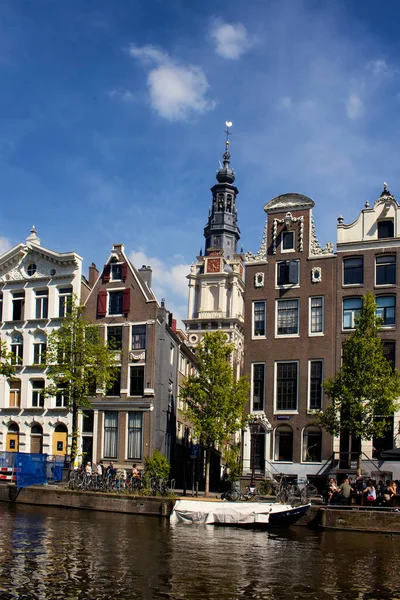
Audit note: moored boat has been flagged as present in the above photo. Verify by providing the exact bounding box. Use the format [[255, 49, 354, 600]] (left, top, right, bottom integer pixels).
[[170, 500, 310, 529]]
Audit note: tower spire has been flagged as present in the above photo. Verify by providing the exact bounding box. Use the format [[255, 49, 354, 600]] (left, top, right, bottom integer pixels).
[[216, 121, 235, 184]]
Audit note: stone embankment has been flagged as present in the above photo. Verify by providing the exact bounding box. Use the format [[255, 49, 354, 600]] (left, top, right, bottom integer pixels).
[[0, 483, 172, 517], [1, 484, 400, 533]]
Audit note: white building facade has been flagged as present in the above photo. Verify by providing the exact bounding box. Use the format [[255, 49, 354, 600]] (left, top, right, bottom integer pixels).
[[0, 228, 89, 460]]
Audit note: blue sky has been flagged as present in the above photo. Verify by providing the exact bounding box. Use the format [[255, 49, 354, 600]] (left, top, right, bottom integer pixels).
[[1, 0, 400, 321]]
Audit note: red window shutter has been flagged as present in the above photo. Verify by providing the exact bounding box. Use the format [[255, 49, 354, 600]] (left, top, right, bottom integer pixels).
[[97, 290, 107, 317], [122, 289, 130, 314], [121, 262, 127, 280], [103, 264, 111, 283]]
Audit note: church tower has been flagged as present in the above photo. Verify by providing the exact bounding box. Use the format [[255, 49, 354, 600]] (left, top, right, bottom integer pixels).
[[184, 124, 245, 376]]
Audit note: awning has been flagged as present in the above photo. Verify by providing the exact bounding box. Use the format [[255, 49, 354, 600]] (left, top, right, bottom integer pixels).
[[380, 447, 400, 459]]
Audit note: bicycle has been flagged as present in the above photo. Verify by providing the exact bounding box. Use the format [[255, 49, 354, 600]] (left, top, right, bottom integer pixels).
[[275, 474, 302, 504], [299, 481, 319, 503], [221, 484, 261, 502]]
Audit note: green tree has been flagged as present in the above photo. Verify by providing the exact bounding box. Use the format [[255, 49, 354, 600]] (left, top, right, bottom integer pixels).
[[143, 450, 171, 482], [317, 292, 400, 467], [0, 341, 15, 378], [180, 331, 249, 496], [46, 300, 118, 464]]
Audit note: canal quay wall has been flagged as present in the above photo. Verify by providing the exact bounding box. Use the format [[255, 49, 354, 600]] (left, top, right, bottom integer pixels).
[[0, 483, 172, 517], [1, 484, 400, 533]]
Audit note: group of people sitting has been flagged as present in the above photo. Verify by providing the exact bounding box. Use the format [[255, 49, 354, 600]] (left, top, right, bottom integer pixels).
[[326, 470, 399, 507], [82, 461, 143, 487]]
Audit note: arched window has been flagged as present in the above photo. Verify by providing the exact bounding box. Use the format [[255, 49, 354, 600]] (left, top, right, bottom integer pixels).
[[302, 426, 322, 462], [30, 423, 43, 454], [7, 422, 19, 451], [217, 194, 224, 211], [10, 333, 23, 365], [54, 423, 68, 433], [274, 426, 293, 462], [226, 195, 232, 213]]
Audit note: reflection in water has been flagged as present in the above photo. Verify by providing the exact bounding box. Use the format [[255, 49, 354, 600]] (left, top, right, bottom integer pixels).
[[0, 503, 399, 599]]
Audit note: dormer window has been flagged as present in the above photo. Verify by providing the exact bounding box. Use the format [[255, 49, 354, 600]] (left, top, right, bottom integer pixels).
[[282, 230, 294, 251], [378, 220, 394, 239], [111, 263, 122, 280]]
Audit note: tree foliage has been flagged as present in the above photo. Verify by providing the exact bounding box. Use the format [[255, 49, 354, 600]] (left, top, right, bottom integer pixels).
[[46, 299, 118, 462], [143, 450, 171, 482], [0, 341, 15, 378], [180, 331, 249, 494], [317, 292, 400, 443]]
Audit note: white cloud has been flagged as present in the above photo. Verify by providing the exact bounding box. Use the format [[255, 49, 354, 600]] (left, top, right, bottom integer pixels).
[[209, 19, 253, 60], [129, 249, 190, 321], [107, 88, 135, 103], [277, 96, 292, 110], [346, 92, 363, 119], [366, 59, 392, 77], [128, 44, 214, 121]]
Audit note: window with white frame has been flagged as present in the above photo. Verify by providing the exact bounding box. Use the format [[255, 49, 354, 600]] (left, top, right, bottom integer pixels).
[[376, 255, 396, 286], [31, 379, 45, 408], [59, 287, 73, 318], [35, 290, 48, 319], [276, 362, 298, 411], [111, 263, 123, 281], [56, 386, 68, 408], [277, 260, 299, 286], [343, 297, 362, 329], [343, 257, 363, 285], [12, 292, 25, 321], [309, 360, 323, 410], [33, 339, 47, 365], [9, 379, 21, 408], [10, 332, 23, 365], [252, 363, 265, 411], [281, 230, 295, 251], [127, 412, 143, 460], [170, 343, 175, 364], [277, 299, 299, 336], [302, 426, 322, 462], [253, 301, 266, 337], [309, 296, 324, 334], [274, 426, 293, 461], [107, 367, 121, 396], [104, 411, 118, 458], [376, 295, 395, 326], [132, 325, 146, 350], [107, 325, 123, 350], [130, 366, 144, 396], [109, 291, 123, 315]]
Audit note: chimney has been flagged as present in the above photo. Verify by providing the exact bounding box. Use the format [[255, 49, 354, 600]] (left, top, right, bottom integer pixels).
[[139, 265, 152, 288], [88, 262, 99, 288]]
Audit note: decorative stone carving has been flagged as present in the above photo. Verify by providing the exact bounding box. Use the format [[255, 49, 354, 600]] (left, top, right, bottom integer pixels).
[[254, 272, 264, 288], [272, 214, 304, 254], [247, 412, 273, 431], [129, 351, 146, 362], [310, 217, 334, 255], [245, 219, 268, 264], [264, 193, 315, 212], [311, 266, 322, 283]]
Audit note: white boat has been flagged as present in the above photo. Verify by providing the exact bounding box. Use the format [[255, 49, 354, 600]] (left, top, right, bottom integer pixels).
[[170, 499, 310, 529]]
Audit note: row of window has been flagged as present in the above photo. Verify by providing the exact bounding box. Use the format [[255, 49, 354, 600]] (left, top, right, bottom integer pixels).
[[0, 287, 72, 321], [252, 341, 396, 414], [253, 294, 398, 338], [252, 360, 324, 413], [271, 425, 322, 463], [7, 324, 148, 366], [7, 367, 148, 409], [103, 411, 142, 460], [344, 254, 396, 286], [253, 297, 323, 338]]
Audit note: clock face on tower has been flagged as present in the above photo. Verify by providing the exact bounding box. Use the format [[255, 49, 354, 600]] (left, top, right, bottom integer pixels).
[[207, 258, 220, 273]]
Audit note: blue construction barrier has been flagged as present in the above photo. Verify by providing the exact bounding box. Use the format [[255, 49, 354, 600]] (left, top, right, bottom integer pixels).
[[15, 453, 47, 488], [0, 452, 67, 486]]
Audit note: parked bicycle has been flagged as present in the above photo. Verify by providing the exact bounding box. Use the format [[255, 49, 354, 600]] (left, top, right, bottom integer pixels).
[[221, 483, 261, 501]]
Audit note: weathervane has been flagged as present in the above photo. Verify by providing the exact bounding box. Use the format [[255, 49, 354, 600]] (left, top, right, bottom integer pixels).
[[224, 121, 232, 151]]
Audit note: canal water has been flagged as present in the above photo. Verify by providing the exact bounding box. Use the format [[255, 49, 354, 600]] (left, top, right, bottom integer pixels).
[[0, 504, 400, 600]]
